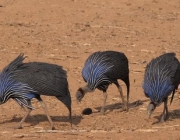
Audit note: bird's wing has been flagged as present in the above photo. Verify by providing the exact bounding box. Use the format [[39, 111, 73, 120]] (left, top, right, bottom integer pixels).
[[82, 51, 114, 89], [13, 98, 35, 109], [14, 62, 69, 97]]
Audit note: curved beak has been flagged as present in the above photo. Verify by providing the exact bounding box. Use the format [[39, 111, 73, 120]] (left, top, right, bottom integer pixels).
[[148, 110, 152, 119], [147, 102, 156, 119]]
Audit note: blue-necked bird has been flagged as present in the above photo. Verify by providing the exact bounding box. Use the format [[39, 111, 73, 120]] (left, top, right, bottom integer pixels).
[[142, 53, 180, 122], [0, 54, 72, 129], [76, 51, 130, 114]]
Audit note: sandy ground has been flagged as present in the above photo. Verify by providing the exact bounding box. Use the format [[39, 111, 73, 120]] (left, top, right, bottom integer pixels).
[[0, 0, 180, 139]]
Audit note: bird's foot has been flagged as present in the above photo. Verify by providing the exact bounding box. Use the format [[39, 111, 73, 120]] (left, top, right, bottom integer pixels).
[[165, 113, 169, 120], [120, 105, 128, 112], [159, 113, 169, 123], [119, 108, 126, 112], [15, 124, 23, 129], [156, 116, 165, 123], [160, 117, 165, 123], [50, 126, 55, 130], [100, 108, 105, 115]]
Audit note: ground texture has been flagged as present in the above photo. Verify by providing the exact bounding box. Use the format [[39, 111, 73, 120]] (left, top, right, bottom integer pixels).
[[0, 0, 180, 139]]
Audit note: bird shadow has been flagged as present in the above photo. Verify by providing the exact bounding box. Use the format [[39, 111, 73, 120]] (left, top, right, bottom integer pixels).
[[152, 109, 180, 124], [95, 99, 145, 113], [0, 114, 83, 127], [169, 109, 180, 120]]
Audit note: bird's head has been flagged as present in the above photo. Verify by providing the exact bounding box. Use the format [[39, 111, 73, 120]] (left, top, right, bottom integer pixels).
[[76, 88, 85, 102], [147, 102, 156, 118]]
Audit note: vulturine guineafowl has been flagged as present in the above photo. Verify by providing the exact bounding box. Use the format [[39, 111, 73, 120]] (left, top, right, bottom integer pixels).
[[76, 51, 130, 114], [142, 53, 180, 122], [0, 54, 72, 129]]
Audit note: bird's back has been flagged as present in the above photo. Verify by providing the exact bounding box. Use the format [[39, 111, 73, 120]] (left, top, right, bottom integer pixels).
[[143, 53, 180, 104], [102, 51, 129, 80], [14, 62, 69, 97], [0, 54, 71, 115], [82, 51, 129, 90]]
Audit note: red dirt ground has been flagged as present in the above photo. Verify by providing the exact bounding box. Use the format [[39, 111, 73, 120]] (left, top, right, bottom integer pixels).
[[0, 0, 180, 139]]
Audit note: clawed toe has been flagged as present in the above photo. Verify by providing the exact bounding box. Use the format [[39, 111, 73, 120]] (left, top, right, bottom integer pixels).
[[160, 114, 169, 123], [120, 106, 127, 112], [15, 124, 23, 129], [50, 126, 55, 130]]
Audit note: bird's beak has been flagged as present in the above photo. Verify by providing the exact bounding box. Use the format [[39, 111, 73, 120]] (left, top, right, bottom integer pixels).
[[148, 110, 152, 119], [76, 97, 82, 103]]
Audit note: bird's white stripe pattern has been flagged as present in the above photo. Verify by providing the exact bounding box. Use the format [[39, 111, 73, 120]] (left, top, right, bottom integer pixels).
[[0, 54, 37, 108], [143, 54, 175, 105], [82, 52, 114, 90]]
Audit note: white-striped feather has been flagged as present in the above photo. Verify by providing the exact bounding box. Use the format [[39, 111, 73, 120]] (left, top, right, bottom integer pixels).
[[82, 52, 114, 90], [142, 54, 176, 105]]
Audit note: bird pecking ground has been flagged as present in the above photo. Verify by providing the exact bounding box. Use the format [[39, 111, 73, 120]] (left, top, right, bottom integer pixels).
[[0, 0, 180, 139]]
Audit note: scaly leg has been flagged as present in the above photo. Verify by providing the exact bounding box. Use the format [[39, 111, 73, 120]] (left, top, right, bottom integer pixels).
[[17, 107, 32, 129], [37, 97, 55, 130], [114, 81, 127, 111], [100, 91, 107, 115], [160, 99, 168, 122], [165, 102, 169, 120]]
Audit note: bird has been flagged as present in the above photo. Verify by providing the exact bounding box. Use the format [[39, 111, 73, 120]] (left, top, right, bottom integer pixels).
[[0, 53, 72, 129], [76, 50, 130, 114], [142, 52, 180, 122]]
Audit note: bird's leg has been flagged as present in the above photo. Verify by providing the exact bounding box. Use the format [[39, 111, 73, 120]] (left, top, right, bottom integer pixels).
[[101, 91, 107, 115], [114, 81, 127, 111], [17, 107, 32, 129], [165, 103, 169, 120], [37, 97, 55, 130], [160, 99, 168, 122], [20, 105, 28, 112]]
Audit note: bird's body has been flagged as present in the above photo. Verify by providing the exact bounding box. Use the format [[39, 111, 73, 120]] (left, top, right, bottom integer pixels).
[[0, 54, 71, 129], [76, 51, 130, 113], [142, 53, 180, 122]]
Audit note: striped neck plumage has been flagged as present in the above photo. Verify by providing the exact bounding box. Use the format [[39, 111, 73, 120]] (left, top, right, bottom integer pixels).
[[76, 85, 93, 102]]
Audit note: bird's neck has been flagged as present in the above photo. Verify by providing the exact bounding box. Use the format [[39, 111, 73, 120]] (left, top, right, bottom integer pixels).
[[81, 85, 93, 93], [150, 101, 157, 107]]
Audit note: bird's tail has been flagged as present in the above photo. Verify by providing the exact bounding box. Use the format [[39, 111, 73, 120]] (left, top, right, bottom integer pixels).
[[3, 53, 26, 73], [56, 89, 72, 127]]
